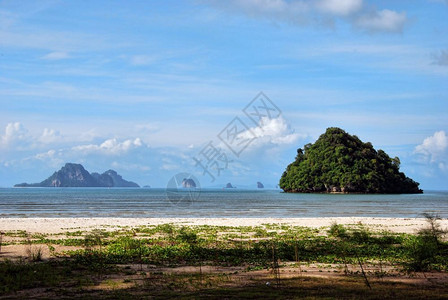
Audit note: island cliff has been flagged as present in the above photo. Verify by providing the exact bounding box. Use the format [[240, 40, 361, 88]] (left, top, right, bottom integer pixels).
[[280, 128, 422, 194], [14, 163, 139, 187]]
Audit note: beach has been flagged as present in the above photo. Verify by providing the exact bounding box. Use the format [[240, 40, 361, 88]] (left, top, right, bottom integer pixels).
[[2, 216, 448, 299], [2, 217, 447, 234]]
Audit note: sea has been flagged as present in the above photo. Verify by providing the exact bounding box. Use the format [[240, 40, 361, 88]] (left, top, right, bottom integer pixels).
[[0, 188, 447, 218]]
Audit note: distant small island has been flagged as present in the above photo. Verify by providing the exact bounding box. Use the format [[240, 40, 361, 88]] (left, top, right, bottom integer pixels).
[[15, 163, 139, 188], [182, 178, 196, 188], [280, 127, 422, 194]]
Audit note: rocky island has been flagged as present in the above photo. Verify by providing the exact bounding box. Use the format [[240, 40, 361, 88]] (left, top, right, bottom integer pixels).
[[181, 178, 197, 188], [14, 163, 139, 187], [280, 127, 422, 194]]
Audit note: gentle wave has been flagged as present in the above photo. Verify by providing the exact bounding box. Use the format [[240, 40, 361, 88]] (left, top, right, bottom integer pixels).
[[0, 188, 447, 218]]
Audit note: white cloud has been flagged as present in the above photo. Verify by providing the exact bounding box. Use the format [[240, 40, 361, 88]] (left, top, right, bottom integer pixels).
[[0, 122, 29, 147], [73, 138, 145, 155], [34, 149, 64, 167], [355, 9, 407, 33], [317, 0, 362, 16], [204, 0, 407, 33], [35, 149, 56, 160], [238, 116, 300, 148], [41, 51, 70, 60], [415, 131, 448, 170], [1, 122, 67, 150], [39, 128, 61, 144]]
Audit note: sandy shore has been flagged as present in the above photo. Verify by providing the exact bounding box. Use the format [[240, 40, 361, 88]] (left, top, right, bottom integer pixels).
[[1, 217, 447, 234]]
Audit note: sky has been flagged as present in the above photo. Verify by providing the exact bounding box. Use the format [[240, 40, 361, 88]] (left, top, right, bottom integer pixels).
[[0, 0, 447, 189]]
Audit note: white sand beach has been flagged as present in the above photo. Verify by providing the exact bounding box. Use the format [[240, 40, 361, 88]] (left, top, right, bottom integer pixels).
[[1, 217, 447, 234]]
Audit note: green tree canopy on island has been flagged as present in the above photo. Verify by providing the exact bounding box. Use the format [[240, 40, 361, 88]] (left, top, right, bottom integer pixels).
[[280, 127, 422, 194]]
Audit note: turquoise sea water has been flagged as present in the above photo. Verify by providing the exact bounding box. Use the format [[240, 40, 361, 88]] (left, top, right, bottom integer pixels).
[[0, 188, 447, 218]]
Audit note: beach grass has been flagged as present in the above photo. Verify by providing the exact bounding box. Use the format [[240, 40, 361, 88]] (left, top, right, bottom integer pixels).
[[0, 218, 447, 298]]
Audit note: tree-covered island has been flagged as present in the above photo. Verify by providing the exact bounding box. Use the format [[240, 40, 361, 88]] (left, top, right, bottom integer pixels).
[[280, 127, 422, 194]]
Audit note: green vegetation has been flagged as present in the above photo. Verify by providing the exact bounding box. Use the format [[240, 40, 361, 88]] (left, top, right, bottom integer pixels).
[[280, 127, 422, 193], [4, 223, 447, 269], [406, 214, 448, 271], [1, 218, 447, 298]]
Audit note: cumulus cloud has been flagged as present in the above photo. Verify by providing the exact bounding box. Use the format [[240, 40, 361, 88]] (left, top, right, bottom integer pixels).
[[0, 122, 30, 148], [204, 0, 407, 33], [355, 9, 407, 33], [237, 116, 300, 148], [73, 138, 144, 155], [415, 131, 448, 171], [0, 122, 66, 151], [432, 50, 448, 66], [39, 128, 62, 144]]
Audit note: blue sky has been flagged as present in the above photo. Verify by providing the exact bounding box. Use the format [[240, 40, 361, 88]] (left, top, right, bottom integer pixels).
[[1, 0, 447, 189]]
